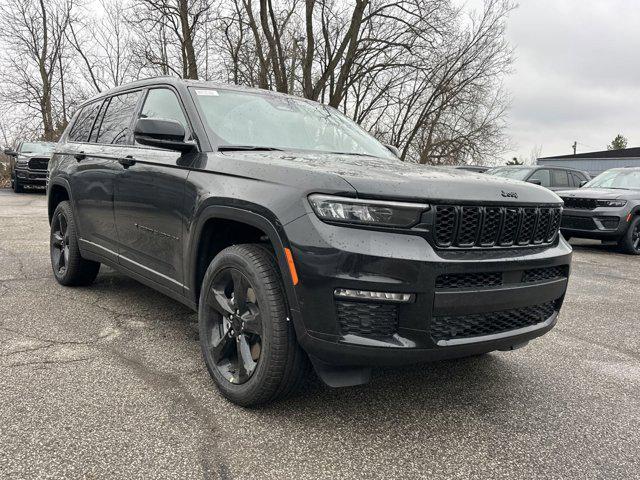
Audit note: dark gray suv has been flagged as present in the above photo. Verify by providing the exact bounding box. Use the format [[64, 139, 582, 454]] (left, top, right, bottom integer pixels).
[[47, 77, 572, 406], [557, 168, 640, 254], [488, 165, 590, 192]]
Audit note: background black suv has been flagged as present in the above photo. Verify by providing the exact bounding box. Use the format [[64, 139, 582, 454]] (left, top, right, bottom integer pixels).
[[488, 165, 590, 191], [4, 141, 56, 192], [557, 167, 640, 254], [47, 77, 572, 406]]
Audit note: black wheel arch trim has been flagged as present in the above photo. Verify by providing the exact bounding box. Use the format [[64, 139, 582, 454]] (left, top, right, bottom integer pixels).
[[47, 177, 80, 233], [187, 205, 301, 315]]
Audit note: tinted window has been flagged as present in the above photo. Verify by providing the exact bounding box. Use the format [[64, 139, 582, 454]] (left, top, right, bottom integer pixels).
[[95, 91, 141, 145], [529, 169, 551, 187], [551, 169, 570, 187], [68, 102, 101, 142], [140, 88, 188, 128]]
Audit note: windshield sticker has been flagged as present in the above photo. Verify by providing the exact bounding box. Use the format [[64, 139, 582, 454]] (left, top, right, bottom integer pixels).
[[196, 89, 219, 96]]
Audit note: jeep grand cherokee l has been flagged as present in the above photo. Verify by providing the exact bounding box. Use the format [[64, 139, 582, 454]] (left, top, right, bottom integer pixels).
[[558, 167, 640, 254], [47, 78, 572, 406], [4, 141, 56, 192]]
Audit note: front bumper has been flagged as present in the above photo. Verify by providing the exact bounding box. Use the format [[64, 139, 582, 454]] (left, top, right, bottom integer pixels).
[[15, 166, 47, 185], [561, 206, 632, 239], [284, 213, 572, 367]]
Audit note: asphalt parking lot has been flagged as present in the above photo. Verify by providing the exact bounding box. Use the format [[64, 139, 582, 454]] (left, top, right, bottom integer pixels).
[[1, 188, 639, 479]]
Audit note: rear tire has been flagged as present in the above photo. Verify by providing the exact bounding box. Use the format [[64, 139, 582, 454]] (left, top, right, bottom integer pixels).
[[50, 201, 101, 286], [198, 244, 307, 407], [618, 216, 640, 255]]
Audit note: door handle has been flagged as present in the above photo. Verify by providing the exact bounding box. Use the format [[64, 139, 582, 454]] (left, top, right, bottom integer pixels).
[[118, 156, 136, 169], [74, 152, 86, 161]]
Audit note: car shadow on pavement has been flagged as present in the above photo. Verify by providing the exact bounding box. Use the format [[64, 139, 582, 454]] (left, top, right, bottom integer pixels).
[[85, 268, 544, 423]]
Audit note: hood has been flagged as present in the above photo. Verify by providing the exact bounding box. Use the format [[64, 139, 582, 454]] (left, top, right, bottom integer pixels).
[[555, 188, 625, 200], [218, 151, 562, 205]]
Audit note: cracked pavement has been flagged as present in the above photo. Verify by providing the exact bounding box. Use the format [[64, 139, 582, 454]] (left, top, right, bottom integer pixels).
[[1, 189, 639, 479]]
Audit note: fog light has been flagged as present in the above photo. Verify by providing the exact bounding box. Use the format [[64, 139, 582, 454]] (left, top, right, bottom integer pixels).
[[334, 288, 414, 303]]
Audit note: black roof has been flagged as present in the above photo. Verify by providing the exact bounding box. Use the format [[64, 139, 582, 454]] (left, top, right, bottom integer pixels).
[[539, 147, 640, 160], [79, 76, 296, 108]]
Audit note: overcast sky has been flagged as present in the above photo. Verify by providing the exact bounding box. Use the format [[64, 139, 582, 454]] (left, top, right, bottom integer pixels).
[[500, 0, 640, 161]]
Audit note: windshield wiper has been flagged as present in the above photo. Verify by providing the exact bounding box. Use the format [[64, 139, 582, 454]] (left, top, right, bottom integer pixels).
[[218, 145, 283, 152]]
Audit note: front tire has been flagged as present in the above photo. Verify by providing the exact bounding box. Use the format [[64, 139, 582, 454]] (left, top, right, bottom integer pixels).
[[12, 176, 23, 193], [50, 201, 101, 285], [198, 244, 307, 407], [618, 216, 640, 255]]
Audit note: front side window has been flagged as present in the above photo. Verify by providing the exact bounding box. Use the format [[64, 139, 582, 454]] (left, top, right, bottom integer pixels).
[[95, 91, 141, 145], [140, 88, 188, 128], [191, 88, 396, 160], [528, 169, 551, 187], [488, 167, 533, 181], [68, 101, 101, 142]]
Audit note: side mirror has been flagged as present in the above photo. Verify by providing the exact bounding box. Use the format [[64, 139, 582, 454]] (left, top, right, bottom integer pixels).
[[528, 178, 542, 185], [3, 148, 17, 157], [384, 144, 400, 157], [579, 180, 588, 187], [134, 118, 196, 153]]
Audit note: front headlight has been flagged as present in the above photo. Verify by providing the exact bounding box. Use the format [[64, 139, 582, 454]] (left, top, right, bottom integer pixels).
[[308, 194, 429, 228], [597, 199, 627, 208]]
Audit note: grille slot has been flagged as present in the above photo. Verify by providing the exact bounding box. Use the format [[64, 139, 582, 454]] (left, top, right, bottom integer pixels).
[[28, 157, 49, 170], [522, 266, 568, 283], [435, 272, 502, 289], [434, 205, 562, 249], [336, 301, 398, 337], [562, 197, 597, 210], [430, 302, 556, 342]]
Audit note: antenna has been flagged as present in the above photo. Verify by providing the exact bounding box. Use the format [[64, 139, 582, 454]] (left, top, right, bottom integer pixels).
[[572, 141, 577, 155]]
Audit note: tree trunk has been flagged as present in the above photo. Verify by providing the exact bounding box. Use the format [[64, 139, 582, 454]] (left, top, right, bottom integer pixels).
[[179, 0, 198, 79]]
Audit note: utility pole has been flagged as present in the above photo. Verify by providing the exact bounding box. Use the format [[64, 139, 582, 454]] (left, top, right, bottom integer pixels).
[[572, 141, 577, 155]]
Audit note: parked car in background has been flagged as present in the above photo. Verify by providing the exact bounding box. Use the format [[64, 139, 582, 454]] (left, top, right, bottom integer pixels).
[[454, 165, 490, 173], [47, 77, 572, 406], [557, 167, 640, 254], [4, 141, 56, 192], [487, 165, 590, 191]]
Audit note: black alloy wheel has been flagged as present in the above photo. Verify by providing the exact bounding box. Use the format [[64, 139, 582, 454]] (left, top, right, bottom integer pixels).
[[51, 211, 70, 277], [198, 244, 307, 406], [619, 216, 640, 255], [49, 201, 100, 286], [203, 267, 263, 385]]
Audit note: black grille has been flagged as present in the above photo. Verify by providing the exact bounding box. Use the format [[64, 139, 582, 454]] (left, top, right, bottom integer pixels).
[[522, 266, 568, 283], [435, 272, 502, 289], [28, 157, 49, 170], [430, 302, 556, 342], [562, 197, 597, 210], [562, 215, 596, 230], [336, 301, 398, 336], [434, 205, 562, 249]]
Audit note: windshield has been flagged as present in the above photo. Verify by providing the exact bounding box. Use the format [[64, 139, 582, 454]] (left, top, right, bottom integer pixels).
[[584, 169, 640, 189], [487, 167, 533, 181], [20, 142, 55, 155], [191, 88, 396, 160]]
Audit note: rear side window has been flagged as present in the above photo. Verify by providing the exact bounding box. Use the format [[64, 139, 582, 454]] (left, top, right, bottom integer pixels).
[[140, 88, 188, 129], [551, 169, 570, 188], [95, 91, 141, 145], [68, 101, 101, 142]]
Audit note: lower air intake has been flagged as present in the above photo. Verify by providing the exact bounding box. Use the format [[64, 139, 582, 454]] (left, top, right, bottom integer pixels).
[[430, 301, 556, 342], [336, 301, 398, 337]]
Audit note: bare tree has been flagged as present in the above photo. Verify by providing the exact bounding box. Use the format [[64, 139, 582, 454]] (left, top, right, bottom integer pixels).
[[129, 0, 214, 79], [0, 0, 74, 140]]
